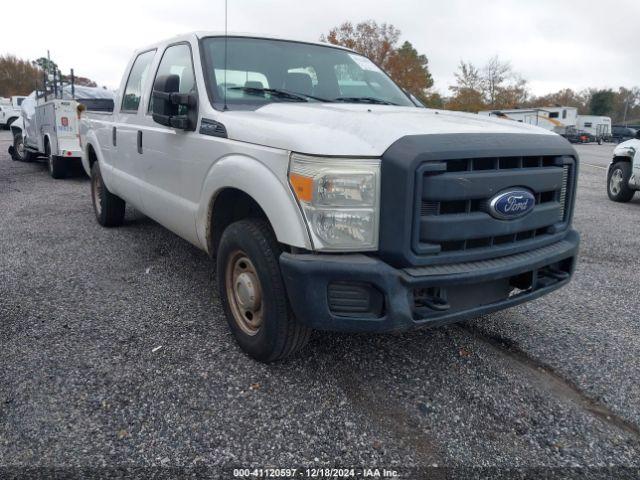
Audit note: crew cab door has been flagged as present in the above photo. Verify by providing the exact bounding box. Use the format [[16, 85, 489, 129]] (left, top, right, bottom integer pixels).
[[111, 49, 156, 207], [134, 43, 201, 245]]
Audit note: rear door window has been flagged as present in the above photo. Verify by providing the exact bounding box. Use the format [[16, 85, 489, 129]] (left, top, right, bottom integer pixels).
[[121, 50, 156, 113]]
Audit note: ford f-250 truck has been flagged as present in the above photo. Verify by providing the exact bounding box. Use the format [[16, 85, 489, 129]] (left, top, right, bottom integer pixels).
[[79, 32, 580, 362]]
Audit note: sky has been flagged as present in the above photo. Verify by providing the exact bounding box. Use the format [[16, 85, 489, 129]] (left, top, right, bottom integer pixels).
[[2, 0, 638, 96]]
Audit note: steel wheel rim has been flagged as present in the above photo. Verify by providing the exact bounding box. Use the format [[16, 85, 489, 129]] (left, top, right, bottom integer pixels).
[[610, 169, 623, 195], [225, 250, 263, 336], [92, 172, 103, 217], [16, 139, 24, 158]]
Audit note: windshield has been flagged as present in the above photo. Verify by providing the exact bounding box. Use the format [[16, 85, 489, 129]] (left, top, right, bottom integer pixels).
[[200, 37, 414, 109]]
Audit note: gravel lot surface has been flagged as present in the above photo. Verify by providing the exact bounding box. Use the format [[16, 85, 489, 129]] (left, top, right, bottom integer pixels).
[[1, 132, 639, 476]]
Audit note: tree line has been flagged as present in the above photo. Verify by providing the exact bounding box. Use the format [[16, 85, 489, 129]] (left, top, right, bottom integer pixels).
[[3, 22, 637, 124], [323, 20, 640, 124], [0, 54, 97, 98]]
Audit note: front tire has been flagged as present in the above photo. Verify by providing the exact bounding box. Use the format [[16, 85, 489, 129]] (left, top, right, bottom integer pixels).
[[216, 219, 311, 362], [607, 161, 635, 202], [91, 162, 125, 227], [11, 134, 34, 162]]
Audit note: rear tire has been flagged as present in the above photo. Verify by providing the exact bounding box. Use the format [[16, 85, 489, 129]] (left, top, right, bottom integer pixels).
[[46, 141, 67, 179], [91, 162, 125, 227], [216, 218, 311, 362], [607, 161, 635, 202]]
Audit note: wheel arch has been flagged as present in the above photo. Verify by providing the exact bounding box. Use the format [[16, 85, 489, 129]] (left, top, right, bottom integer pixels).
[[43, 133, 52, 154], [197, 155, 312, 256], [81, 133, 105, 177]]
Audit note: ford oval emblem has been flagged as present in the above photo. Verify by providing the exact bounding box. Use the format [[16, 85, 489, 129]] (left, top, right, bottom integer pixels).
[[488, 189, 536, 220]]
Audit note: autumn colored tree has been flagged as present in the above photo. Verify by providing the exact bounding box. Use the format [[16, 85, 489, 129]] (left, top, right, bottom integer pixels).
[[447, 61, 485, 112], [34, 56, 97, 87], [321, 20, 434, 102], [0, 55, 43, 97], [527, 88, 589, 113], [482, 56, 512, 108], [447, 56, 528, 112], [321, 20, 400, 69], [386, 41, 433, 102]]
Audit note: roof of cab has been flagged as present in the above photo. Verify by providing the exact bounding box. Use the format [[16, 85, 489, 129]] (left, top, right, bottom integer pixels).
[[133, 31, 356, 56]]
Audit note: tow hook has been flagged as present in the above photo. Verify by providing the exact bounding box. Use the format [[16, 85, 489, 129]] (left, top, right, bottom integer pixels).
[[415, 287, 451, 311]]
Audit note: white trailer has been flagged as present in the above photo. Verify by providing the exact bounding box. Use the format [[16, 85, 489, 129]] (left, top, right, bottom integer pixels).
[[478, 106, 578, 134], [576, 115, 611, 140]]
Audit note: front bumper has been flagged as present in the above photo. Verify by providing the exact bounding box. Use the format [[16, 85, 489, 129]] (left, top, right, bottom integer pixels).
[[280, 230, 579, 333]]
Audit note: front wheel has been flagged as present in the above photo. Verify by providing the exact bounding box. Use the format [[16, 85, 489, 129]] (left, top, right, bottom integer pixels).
[[607, 161, 635, 202], [216, 219, 311, 362], [11, 134, 34, 162]]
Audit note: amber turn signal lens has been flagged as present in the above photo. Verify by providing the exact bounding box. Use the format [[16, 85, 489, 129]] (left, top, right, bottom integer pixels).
[[289, 173, 313, 203]]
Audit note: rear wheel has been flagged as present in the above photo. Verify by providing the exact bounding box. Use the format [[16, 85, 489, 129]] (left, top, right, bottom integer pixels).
[[216, 219, 311, 362], [607, 161, 635, 202], [46, 142, 67, 179], [91, 161, 125, 227]]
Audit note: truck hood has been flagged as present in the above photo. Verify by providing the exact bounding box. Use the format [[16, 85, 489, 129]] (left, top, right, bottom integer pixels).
[[222, 103, 556, 157], [614, 138, 640, 154]]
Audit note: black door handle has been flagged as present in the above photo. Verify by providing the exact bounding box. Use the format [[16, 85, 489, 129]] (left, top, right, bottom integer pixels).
[[137, 130, 142, 154], [112, 126, 117, 146]]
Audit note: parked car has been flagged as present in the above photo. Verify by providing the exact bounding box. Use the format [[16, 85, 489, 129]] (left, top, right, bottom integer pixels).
[[611, 125, 638, 143], [79, 32, 580, 362], [562, 127, 591, 144], [607, 138, 640, 202]]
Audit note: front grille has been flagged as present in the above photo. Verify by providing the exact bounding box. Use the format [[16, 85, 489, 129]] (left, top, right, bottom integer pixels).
[[414, 155, 575, 260]]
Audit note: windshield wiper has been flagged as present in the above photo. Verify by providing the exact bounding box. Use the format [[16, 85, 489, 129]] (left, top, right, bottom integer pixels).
[[334, 96, 398, 106], [228, 87, 330, 103]]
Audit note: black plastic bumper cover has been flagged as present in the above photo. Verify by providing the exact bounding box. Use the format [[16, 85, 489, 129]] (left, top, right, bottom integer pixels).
[[280, 230, 579, 333]]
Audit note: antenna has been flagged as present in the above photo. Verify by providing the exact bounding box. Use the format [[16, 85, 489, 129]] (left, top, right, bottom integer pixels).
[[223, 0, 228, 111]]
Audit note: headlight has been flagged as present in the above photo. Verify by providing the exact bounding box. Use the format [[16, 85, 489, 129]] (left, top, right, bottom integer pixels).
[[289, 153, 381, 251]]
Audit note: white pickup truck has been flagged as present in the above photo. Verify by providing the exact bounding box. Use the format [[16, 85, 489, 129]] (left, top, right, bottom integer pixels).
[[0, 96, 25, 129], [80, 32, 580, 362], [607, 137, 640, 202]]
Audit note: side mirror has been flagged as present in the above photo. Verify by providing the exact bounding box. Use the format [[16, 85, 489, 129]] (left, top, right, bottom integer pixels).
[[152, 74, 197, 130]]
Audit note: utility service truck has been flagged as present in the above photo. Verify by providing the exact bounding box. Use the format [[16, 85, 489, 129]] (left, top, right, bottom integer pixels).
[[79, 32, 580, 362], [9, 84, 114, 178]]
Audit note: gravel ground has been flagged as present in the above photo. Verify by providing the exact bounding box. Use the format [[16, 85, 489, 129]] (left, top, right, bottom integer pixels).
[[1, 132, 639, 476]]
